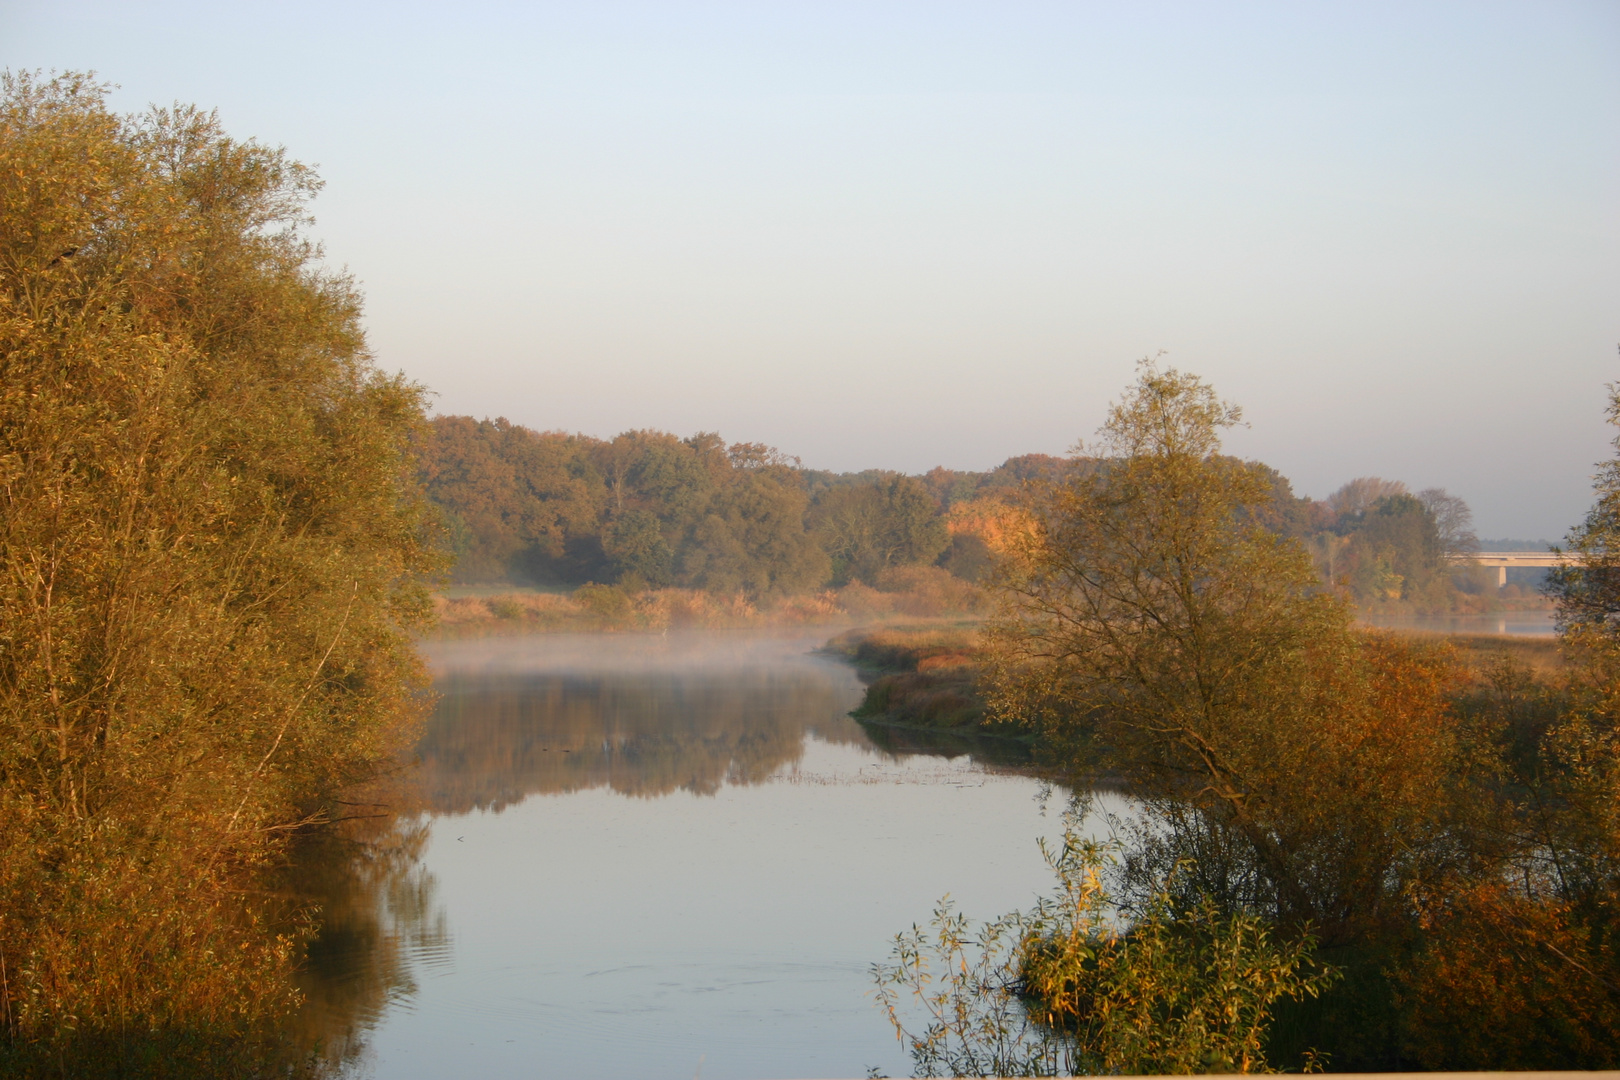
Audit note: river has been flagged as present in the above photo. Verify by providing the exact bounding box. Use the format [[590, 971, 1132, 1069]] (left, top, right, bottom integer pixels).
[[298, 632, 1104, 1079], [1358, 610, 1556, 637]]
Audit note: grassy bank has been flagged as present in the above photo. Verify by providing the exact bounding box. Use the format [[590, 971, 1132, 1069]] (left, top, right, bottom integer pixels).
[[426, 567, 989, 637], [822, 623, 1028, 741], [822, 622, 1566, 747], [1424, 630, 1561, 677]]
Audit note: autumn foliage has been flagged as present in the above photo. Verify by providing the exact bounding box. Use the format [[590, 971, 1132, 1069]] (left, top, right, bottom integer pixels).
[[416, 417, 1077, 598], [0, 74, 440, 1073], [948, 363, 1620, 1070]]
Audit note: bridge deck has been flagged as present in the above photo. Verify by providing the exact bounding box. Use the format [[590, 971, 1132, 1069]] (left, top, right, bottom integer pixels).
[[1454, 551, 1571, 568], [1444, 550, 1571, 586]]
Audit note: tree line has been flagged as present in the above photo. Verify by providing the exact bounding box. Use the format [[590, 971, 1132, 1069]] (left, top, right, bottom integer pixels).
[[419, 415, 1076, 592], [421, 415, 1495, 611]]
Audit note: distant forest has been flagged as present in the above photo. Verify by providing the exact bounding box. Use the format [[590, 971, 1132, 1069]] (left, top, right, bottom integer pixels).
[[419, 416, 1529, 610]]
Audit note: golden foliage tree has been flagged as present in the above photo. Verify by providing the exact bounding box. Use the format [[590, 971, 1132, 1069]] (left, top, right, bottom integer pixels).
[[0, 73, 441, 1069], [1391, 385, 1620, 1068], [984, 362, 1467, 942]]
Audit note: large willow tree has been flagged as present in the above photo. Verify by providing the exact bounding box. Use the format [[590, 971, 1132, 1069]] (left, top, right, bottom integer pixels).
[[0, 73, 440, 1069]]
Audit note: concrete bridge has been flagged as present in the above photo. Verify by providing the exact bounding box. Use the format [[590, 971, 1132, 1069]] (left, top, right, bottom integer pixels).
[[1453, 550, 1575, 587]]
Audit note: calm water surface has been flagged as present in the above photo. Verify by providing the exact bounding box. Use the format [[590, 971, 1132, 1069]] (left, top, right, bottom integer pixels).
[[304, 632, 1104, 1080], [1358, 610, 1555, 637]]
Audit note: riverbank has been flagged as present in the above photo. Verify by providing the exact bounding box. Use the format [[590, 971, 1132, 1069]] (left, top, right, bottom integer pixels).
[[430, 582, 1556, 640], [426, 588, 1565, 743], [426, 569, 989, 638], [823, 624, 1018, 740], [826, 622, 1567, 747]]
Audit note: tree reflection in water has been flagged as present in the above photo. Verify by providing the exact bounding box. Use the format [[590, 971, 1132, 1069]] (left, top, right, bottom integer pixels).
[[278, 792, 451, 1074], [410, 632, 882, 810], [420, 672, 873, 810], [287, 631, 1016, 1073]]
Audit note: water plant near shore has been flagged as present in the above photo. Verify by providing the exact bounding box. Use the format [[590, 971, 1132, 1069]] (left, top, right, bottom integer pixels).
[[874, 825, 1336, 1077]]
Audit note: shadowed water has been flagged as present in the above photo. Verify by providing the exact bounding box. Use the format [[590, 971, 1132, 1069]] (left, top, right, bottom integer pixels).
[[297, 632, 1100, 1079]]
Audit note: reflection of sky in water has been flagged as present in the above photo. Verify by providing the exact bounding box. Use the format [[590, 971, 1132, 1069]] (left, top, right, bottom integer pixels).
[[1358, 611, 1556, 637], [332, 633, 1114, 1080]]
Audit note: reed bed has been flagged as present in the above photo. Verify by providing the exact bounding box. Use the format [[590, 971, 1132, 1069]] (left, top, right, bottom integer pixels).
[[427, 566, 990, 638]]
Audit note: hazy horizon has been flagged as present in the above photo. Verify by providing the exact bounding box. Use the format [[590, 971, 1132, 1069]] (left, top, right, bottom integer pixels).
[[6, 0, 1616, 536]]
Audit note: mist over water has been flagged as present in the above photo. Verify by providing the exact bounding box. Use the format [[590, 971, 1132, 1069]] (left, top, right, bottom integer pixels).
[[416, 633, 878, 810], [1357, 611, 1556, 638], [303, 631, 1100, 1080]]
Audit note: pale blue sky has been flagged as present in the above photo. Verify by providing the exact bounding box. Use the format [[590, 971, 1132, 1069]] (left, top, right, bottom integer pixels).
[[5, 1, 1617, 536]]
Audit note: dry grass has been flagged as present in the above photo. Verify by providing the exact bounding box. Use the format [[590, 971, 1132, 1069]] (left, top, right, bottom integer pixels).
[[1366, 627, 1565, 683], [1444, 632, 1564, 680], [823, 623, 983, 671], [426, 566, 990, 638], [819, 623, 1030, 739]]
